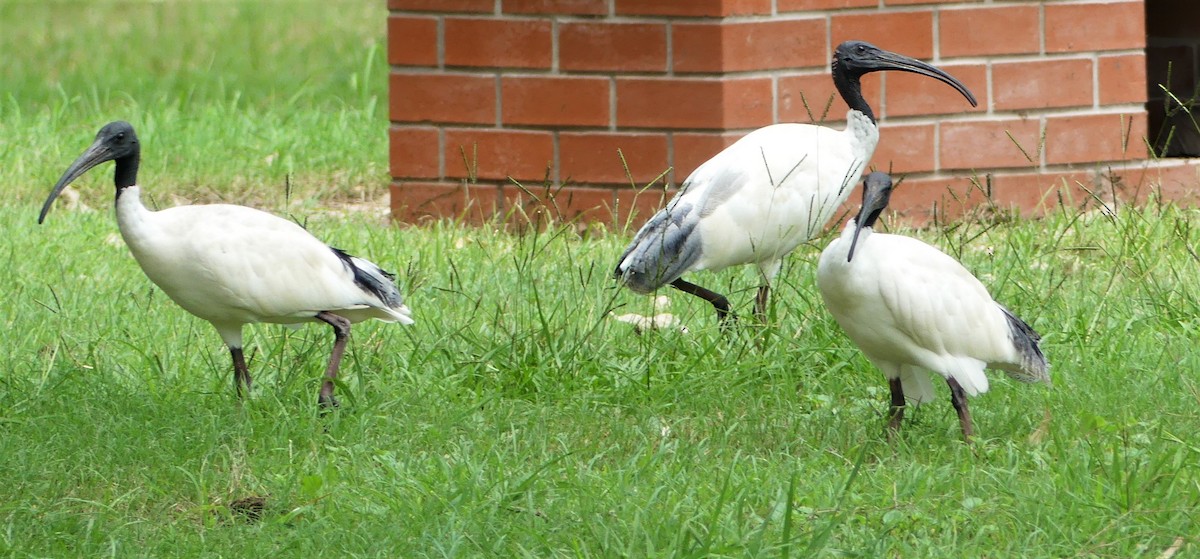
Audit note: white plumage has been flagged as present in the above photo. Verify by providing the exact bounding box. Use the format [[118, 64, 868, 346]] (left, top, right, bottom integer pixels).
[[817, 172, 1049, 439], [615, 41, 976, 323], [40, 121, 413, 407]]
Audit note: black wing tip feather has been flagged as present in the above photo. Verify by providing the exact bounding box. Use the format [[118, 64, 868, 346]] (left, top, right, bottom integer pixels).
[[330, 247, 401, 307], [613, 201, 700, 293], [1000, 305, 1050, 383]]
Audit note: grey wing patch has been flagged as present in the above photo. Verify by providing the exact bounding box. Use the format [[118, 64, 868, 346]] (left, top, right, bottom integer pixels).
[[696, 148, 813, 218], [614, 198, 702, 294], [998, 304, 1050, 383], [330, 247, 405, 309], [695, 166, 751, 218]]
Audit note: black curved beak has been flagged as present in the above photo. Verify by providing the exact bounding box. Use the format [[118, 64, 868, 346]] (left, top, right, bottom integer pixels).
[[39, 139, 114, 224], [871, 50, 978, 107], [846, 213, 870, 263]]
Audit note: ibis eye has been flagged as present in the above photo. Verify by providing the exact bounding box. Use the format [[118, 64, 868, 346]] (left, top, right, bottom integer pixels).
[[116, 133, 125, 141]]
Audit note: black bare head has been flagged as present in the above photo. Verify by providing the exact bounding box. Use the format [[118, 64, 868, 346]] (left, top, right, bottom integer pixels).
[[847, 172, 895, 262], [831, 40, 977, 123], [39, 121, 141, 224]]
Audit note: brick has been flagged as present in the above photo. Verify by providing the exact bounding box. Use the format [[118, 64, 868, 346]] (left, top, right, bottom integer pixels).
[[388, 16, 438, 67], [671, 23, 729, 74], [939, 6, 1039, 58], [720, 78, 776, 129], [1142, 161, 1200, 205], [870, 123, 935, 174], [390, 181, 500, 225], [1099, 54, 1148, 105], [1045, 112, 1149, 164], [614, 0, 771, 17], [390, 73, 496, 125], [388, 0, 493, 12], [989, 171, 1094, 217], [673, 19, 826, 74], [1023, 162, 1200, 209], [778, 72, 882, 124], [501, 76, 610, 127], [993, 58, 1093, 111], [940, 118, 1042, 171], [503, 184, 616, 227], [724, 0, 785, 13], [616, 78, 772, 129], [1146, 46, 1194, 101], [559, 132, 670, 185], [1046, 1, 1145, 53], [779, 0, 874, 11], [444, 18, 552, 69], [884, 0, 967, 5], [832, 12, 934, 59], [559, 22, 667, 73], [887, 176, 990, 226], [503, 0, 607, 15], [389, 126, 441, 179], [883, 63, 985, 118], [443, 128, 555, 181], [672, 131, 743, 183]]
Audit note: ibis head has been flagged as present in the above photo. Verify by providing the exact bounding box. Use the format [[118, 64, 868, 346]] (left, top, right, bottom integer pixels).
[[847, 171, 894, 262], [832, 41, 977, 123], [40, 121, 140, 224]]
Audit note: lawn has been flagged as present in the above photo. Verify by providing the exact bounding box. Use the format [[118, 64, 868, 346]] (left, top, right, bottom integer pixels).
[[1, 2, 1197, 557]]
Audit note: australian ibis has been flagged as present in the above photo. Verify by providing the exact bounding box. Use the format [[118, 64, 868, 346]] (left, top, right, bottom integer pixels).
[[817, 172, 1050, 440], [614, 41, 977, 324], [39, 121, 414, 407]]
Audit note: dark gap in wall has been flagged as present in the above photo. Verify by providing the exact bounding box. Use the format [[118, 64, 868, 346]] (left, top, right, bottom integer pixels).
[[1146, 0, 1200, 157]]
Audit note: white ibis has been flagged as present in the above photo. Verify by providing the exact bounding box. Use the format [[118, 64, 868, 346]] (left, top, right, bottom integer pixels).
[[817, 172, 1050, 440], [39, 121, 414, 407], [614, 41, 977, 324]]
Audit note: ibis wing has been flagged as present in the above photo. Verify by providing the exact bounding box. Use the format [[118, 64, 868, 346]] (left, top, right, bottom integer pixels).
[[614, 194, 704, 293], [616, 121, 873, 291], [141, 204, 407, 324], [870, 235, 1020, 368], [614, 155, 765, 292]]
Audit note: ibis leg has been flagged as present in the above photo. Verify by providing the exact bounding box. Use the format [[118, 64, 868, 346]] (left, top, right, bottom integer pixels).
[[315, 311, 352, 409], [670, 278, 735, 324], [230, 347, 252, 399], [753, 285, 770, 323], [887, 377, 906, 435], [946, 378, 974, 441]]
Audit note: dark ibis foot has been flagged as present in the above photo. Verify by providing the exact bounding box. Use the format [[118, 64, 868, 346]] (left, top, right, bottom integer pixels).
[[884, 407, 906, 444], [318, 393, 340, 411]]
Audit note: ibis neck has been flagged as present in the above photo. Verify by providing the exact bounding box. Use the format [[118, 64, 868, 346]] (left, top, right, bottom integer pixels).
[[858, 206, 884, 230], [833, 70, 875, 124], [845, 111, 880, 155], [113, 153, 139, 197], [115, 184, 148, 218], [115, 185, 155, 246]]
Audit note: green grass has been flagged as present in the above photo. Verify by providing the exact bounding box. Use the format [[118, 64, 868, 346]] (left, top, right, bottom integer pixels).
[[1, 0, 387, 208], [4, 198, 1200, 557], [2, 1, 1199, 557]]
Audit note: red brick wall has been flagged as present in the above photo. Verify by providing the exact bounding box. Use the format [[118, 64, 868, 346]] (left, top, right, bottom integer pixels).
[[388, 0, 1194, 226]]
